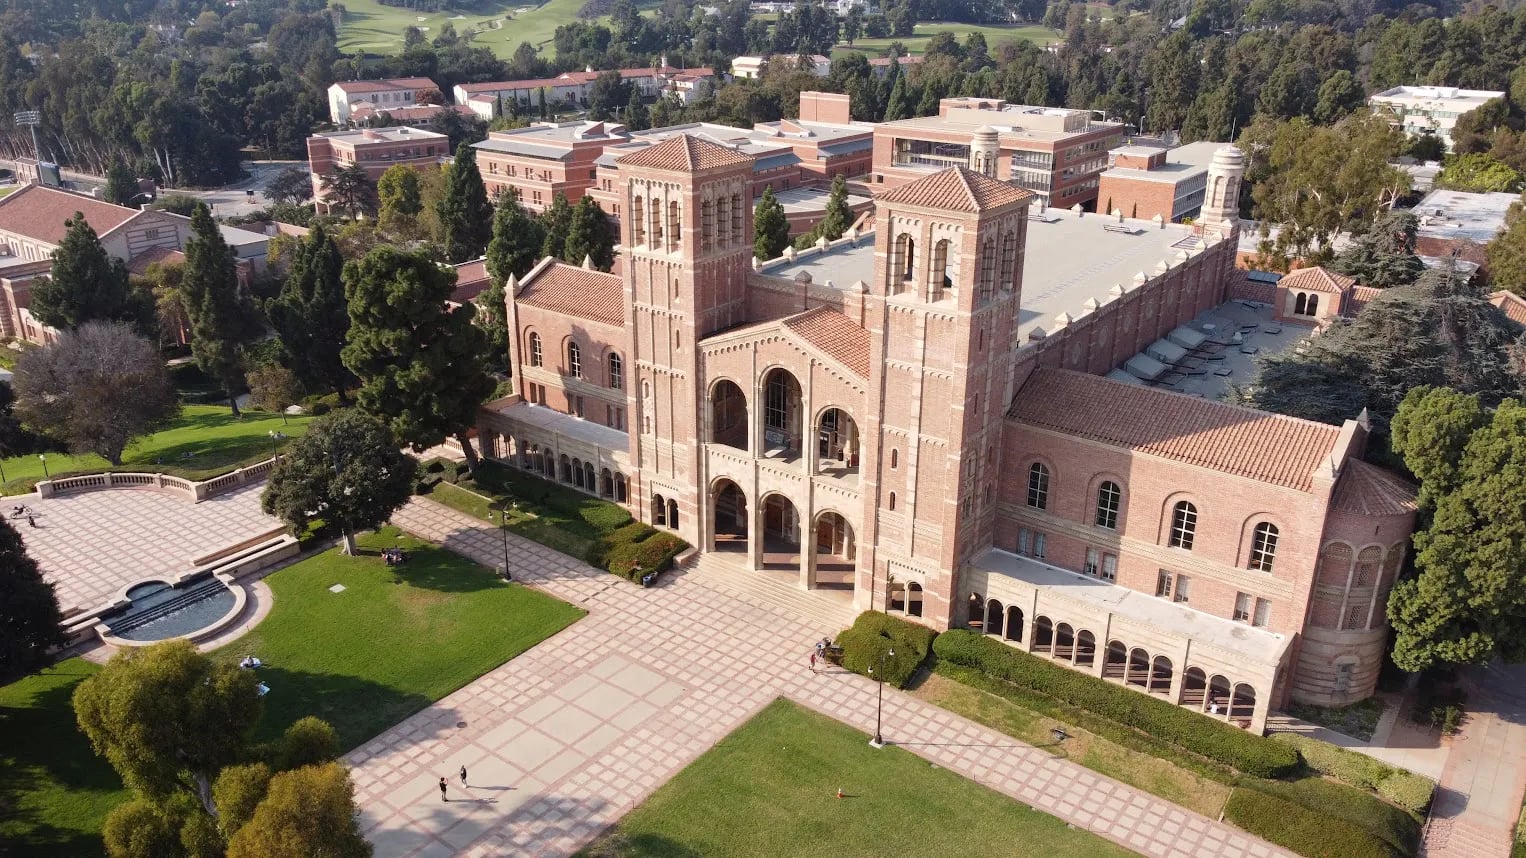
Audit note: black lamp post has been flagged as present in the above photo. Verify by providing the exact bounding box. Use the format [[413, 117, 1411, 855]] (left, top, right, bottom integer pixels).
[[37, 454, 47, 479], [267, 430, 285, 457], [869, 647, 895, 748], [493, 499, 514, 581]]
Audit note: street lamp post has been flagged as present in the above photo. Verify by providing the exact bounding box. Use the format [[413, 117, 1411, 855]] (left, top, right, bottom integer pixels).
[[37, 454, 47, 479], [868, 647, 895, 748], [267, 430, 285, 457], [492, 499, 514, 581]]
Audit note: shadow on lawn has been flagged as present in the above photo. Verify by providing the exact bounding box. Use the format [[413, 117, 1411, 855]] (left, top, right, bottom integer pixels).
[[578, 832, 706, 858], [248, 666, 457, 751], [0, 672, 122, 857]]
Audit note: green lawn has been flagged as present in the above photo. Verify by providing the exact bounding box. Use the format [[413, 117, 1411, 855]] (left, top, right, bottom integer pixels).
[[210, 527, 584, 747], [0, 660, 128, 858], [577, 698, 1134, 858], [833, 22, 1057, 59], [0, 404, 313, 496], [336, 0, 603, 60], [425, 459, 633, 561]]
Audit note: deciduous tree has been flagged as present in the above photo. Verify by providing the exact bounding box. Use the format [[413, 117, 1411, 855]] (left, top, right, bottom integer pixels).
[[225, 763, 371, 858], [12, 322, 176, 465], [180, 204, 259, 415], [0, 516, 64, 677], [264, 166, 313, 207], [1436, 152, 1525, 194], [1486, 202, 1526, 295], [320, 165, 375, 219], [261, 409, 415, 554]]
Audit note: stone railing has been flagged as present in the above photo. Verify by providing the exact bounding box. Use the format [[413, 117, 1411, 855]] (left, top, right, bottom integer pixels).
[[36, 456, 281, 504]]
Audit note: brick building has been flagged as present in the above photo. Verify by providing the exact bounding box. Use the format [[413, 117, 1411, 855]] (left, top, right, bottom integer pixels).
[[473, 121, 629, 213], [476, 136, 1415, 731], [305, 127, 450, 214], [1096, 141, 1222, 223], [871, 98, 1125, 211]]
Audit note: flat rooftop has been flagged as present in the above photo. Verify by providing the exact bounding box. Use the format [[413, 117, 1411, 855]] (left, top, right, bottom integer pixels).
[[762, 207, 1209, 341], [772, 185, 872, 216], [1371, 86, 1503, 106], [1413, 188, 1517, 244], [313, 127, 447, 144], [1102, 141, 1221, 184], [971, 547, 1290, 665], [878, 111, 1122, 144]]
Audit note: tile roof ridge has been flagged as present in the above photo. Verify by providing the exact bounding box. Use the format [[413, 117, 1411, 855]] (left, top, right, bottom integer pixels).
[[1023, 367, 1344, 433]]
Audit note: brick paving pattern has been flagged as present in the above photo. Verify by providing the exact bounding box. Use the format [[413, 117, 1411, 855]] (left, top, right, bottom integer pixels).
[[1421, 666, 1526, 858], [12, 484, 278, 616], [349, 498, 1294, 858]]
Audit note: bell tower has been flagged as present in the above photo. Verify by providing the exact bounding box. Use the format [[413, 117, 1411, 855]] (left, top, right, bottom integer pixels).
[[1201, 144, 1244, 235], [616, 135, 755, 545], [856, 167, 1034, 627]]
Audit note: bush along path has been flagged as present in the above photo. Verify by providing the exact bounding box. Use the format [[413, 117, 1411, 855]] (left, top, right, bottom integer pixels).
[[364, 496, 1294, 858]]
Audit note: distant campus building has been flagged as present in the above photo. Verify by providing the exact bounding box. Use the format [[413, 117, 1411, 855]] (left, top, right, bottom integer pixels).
[[474, 134, 1419, 732], [1369, 85, 1505, 151]]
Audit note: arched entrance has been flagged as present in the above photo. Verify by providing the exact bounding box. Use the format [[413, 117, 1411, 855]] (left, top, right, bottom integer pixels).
[[710, 380, 748, 451], [1182, 667, 1208, 710], [1149, 655, 1174, 696], [761, 368, 803, 458], [907, 582, 923, 617], [712, 479, 747, 554], [1207, 674, 1232, 718], [1127, 648, 1151, 688], [1033, 616, 1054, 654], [813, 511, 855, 589], [1230, 683, 1257, 725], [1005, 605, 1024, 642], [966, 593, 984, 632], [816, 408, 860, 477], [1055, 623, 1075, 661], [985, 599, 1005, 638], [761, 493, 800, 571], [1104, 641, 1127, 680], [1075, 630, 1096, 667]]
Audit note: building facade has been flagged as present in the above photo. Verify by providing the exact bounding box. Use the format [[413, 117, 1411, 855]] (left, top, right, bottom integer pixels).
[[1096, 141, 1223, 223], [306, 127, 450, 214], [473, 121, 629, 212], [327, 78, 443, 125], [477, 135, 1416, 732], [1370, 85, 1504, 151]]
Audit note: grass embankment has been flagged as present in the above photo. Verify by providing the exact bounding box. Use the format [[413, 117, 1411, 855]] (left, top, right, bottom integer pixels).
[[0, 405, 313, 496], [336, 0, 619, 60], [832, 22, 1057, 59], [0, 527, 582, 851], [576, 698, 1135, 858]]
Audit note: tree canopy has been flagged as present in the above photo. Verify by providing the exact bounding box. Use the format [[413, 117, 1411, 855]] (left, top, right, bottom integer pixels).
[[225, 763, 371, 858], [260, 409, 415, 555], [1388, 387, 1526, 672], [180, 204, 259, 415], [1328, 210, 1426, 290], [0, 515, 63, 678], [563, 196, 615, 270], [754, 186, 789, 260], [11, 322, 176, 465], [29, 213, 150, 334], [266, 224, 351, 400], [437, 143, 492, 263]]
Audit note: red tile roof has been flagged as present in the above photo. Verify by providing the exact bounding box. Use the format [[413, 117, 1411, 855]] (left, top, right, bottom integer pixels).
[[451, 259, 491, 305], [1332, 459, 1417, 517], [516, 261, 625, 326], [333, 77, 439, 94], [126, 245, 186, 275], [616, 134, 754, 172], [0, 185, 139, 246], [782, 307, 871, 378], [1279, 266, 1355, 295], [876, 166, 1033, 214], [1490, 290, 1526, 327], [1009, 368, 1343, 492], [1344, 285, 1385, 318]]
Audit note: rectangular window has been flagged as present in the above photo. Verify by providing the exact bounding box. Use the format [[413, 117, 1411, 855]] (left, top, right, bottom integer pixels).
[[606, 404, 614, 427], [574, 396, 585, 418], [1174, 574, 1191, 603], [1254, 598, 1271, 628], [1101, 553, 1117, 580], [1033, 532, 1046, 559], [1017, 528, 1031, 556], [1234, 592, 1252, 622], [1084, 548, 1099, 576], [1155, 570, 1173, 598]]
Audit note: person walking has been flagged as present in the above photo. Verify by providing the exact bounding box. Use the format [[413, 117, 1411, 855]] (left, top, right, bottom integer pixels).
[[459, 765, 468, 787], [809, 651, 818, 674], [439, 777, 449, 801], [26, 515, 34, 527]]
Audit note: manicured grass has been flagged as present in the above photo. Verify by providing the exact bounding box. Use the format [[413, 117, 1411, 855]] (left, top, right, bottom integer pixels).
[[336, 0, 613, 60], [0, 404, 314, 495], [576, 698, 1134, 858], [833, 22, 1057, 59], [211, 527, 584, 748], [0, 659, 128, 858]]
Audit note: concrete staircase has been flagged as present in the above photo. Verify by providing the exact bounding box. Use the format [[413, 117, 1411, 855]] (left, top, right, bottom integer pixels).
[[1423, 818, 1514, 858], [685, 551, 859, 633]]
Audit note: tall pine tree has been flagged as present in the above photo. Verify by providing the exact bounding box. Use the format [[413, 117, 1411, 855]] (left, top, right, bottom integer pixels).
[[754, 186, 789, 260], [435, 143, 492, 263], [341, 246, 496, 472], [563, 196, 615, 269], [818, 174, 853, 241], [483, 188, 545, 369], [29, 214, 149, 334], [181, 204, 259, 415], [267, 224, 351, 400], [539, 193, 574, 260]]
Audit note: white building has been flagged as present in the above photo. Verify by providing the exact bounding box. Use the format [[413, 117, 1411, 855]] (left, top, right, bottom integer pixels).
[[327, 78, 444, 126], [1369, 85, 1505, 151]]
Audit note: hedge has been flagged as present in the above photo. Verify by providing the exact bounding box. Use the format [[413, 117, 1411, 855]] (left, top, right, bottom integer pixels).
[[587, 522, 687, 583], [1224, 786, 1399, 858], [932, 630, 1298, 778], [836, 611, 937, 688], [1247, 775, 1420, 857], [1272, 733, 1435, 813]]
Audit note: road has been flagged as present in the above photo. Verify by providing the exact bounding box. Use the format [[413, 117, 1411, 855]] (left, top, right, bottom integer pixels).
[[3, 158, 308, 218]]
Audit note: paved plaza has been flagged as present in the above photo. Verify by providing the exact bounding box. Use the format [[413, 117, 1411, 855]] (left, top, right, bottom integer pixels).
[[347, 498, 1296, 858], [12, 483, 278, 616], [1421, 664, 1526, 858]]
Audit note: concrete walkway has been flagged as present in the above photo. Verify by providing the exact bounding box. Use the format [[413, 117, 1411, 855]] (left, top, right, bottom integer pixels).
[[1421, 665, 1526, 858], [347, 498, 1293, 858]]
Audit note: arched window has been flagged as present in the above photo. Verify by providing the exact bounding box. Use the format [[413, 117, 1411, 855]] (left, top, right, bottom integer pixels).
[[668, 200, 681, 251], [731, 193, 743, 237], [528, 332, 542, 367], [978, 237, 996, 303], [571, 458, 584, 488], [614, 473, 627, 502], [1318, 543, 1352, 585], [1000, 231, 1018, 291], [1354, 546, 1382, 587], [1249, 522, 1278, 572], [1308, 293, 1320, 315], [632, 195, 645, 245], [608, 353, 623, 390], [1095, 480, 1120, 529], [649, 197, 663, 245], [559, 454, 572, 483], [890, 449, 899, 469], [701, 198, 714, 250], [1169, 501, 1197, 550], [584, 462, 595, 491], [668, 498, 679, 530], [1026, 463, 1049, 510], [653, 494, 667, 526], [1294, 292, 1308, 315], [716, 195, 730, 247], [932, 238, 952, 296], [567, 341, 582, 378], [892, 233, 915, 290]]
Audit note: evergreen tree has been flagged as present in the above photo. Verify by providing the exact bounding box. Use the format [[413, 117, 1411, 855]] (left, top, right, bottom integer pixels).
[[341, 246, 496, 472], [319, 165, 375, 219], [266, 224, 351, 400], [754, 186, 789, 260], [0, 516, 64, 677], [563, 196, 614, 269], [180, 204, 259, 415], [483, 188, 544, 367], [883, 67, 913, 122], [539, 193, 574, 260], [376, 164, 423, 219], [1329, 210, 1426, 289], [818, 174, 853, 241], [624, 88, 649, 131], [103, 159, 139, 207], [436, 143, 493, 263], [29, 213, 148, 333]]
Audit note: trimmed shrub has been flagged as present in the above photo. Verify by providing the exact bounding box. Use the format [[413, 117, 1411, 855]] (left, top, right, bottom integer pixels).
[[1249, 773, 1421, 856], [425, 460, 445, 474], [1272, 733, 1434, 813], [837, 611, 937, 689], [1224, 787, 1398, 858], [932, 630, 1298, 778], [587, 521, 687, 583]]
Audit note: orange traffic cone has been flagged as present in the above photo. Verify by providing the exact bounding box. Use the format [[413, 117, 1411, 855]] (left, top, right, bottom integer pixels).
[[836, 787, 844, 799]]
